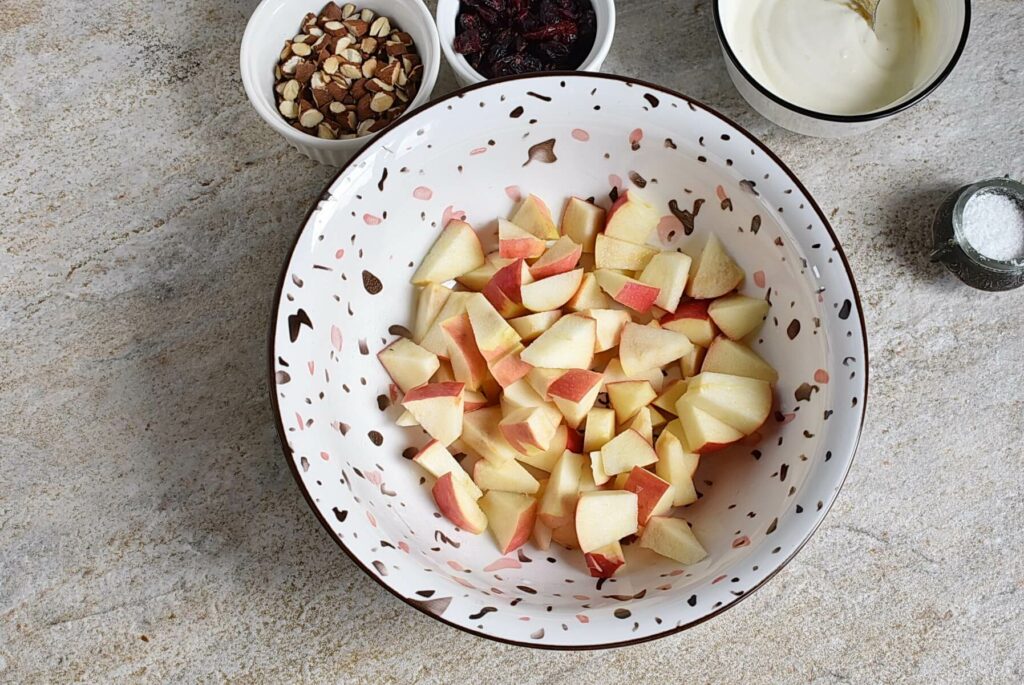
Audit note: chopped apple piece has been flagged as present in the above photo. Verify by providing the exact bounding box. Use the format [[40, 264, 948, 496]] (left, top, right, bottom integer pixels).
[[441, 314, 490, 392], [487, 344, 533, 388], [639, 516, 707, 564], [565, 426, 584, 453], [679, 345, 705, 378], [578, 456, 599, 493], [498, 218, 547, 259], [402, 382, 465, 445], [377, 338, 440, 392], [708, 293, 769, 340], [583, 407, 616, 452], [565, 272, 612, 311], [395, 409, 418, 426], [455, 254, 507, 292], [623, 466, 675, 526], [533, 507, 553, 550], [600, 428, 658, 474], [581, 308, 631, 352], [588, 450, 610, 486], [479, 491, 537, 554], [473, 457, 541, 494], [516, 424, 570, 472], [412, 284, 452, 342], [508, 310, 562, 342], [682, 372, 773, 434], [411, 220, 486, 285], [686, 234, 744, 299], [624, 406, 654, 444], [502, 377, 547, 408], [500, 406, 559, 454], [461, 406, 520, 464], [530, 236, 583, 279], [638, 251, 692, 312], [584, 541, 625, 578], [432, 359, 455, 383], [652, 379, 688, 415], [702, 337, 779, 384], [551, 521, 580, 549], [604, 190, 658, 245], [419, 291, 472, 356], [575, 490, 638, 552], [482, 258, 533, 318], [654, 430, 699, 506], [561, 197, 605, 253], [548, 369, 603, 429], [465, 293, 520, 360], [520, 268, 584, 313], [432, 472, 487, 534], [607, 380, 656, 423], [595, 269, 660, 313], [413, 439, 483, 499], [510, 193, 559, 240], [538, 450, 585, 528], [650, 406, 668, 429], [660, 300, 718, 348], [463, 390, 489, 412], [612, 472, 629, 490], [595, 234, 658, 271], [602, 357, 664, 393], [675, 397, 744, 453], [525, 367, 562, 398], [618, 322, 693, 375], [519, 313, 596, 369]]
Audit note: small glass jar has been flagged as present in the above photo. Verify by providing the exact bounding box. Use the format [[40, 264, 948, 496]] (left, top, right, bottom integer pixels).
[[931, 178, 1024, 291]]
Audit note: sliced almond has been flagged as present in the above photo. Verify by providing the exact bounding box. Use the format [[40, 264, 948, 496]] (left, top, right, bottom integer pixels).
[[323, 20, 346, 35], [393, 31, 413, 45], [340, 63, 362, 79], [326, 81, 347, 100], [340, 48, 363, 64], [329, 101, 346, 114], [322, 2, 343, 20], [341, 3, 356, 18], [295, 60, 316, 83], [291, 42, 312, 57], [282, 79, 301, 101], [360, 8, 375, 22], [312, 87, 332, 108], [361, 58, 378, 78], [370, 92, 394, 113], [369, 17, 390, 37], [371, 77, 393, 92], [299, 109, 324, 128], [375, 62, 398, 85], [356, 119, 376, 136], [323, 56, 340, 74], [335, 35, 354, 53], [308, 26, 324, 37], [385, 42, 406, 57], [281, 55, 302, 75], [343, 19, 369, 37], [278, 100, 299, 119], [317, 122, 337, 139], [279, 41, 293, 61], [310, 71, 326, 89], [360, 37, 378, 54]]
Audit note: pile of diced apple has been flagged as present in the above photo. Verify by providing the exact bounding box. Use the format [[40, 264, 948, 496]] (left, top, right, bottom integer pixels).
[[376, 190, 778, 577]]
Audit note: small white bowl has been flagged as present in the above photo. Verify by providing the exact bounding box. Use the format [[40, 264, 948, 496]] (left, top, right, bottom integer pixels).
[[240, 0, 441, 166], [713, 0, 971, 137], [435, 0, 615, 87]]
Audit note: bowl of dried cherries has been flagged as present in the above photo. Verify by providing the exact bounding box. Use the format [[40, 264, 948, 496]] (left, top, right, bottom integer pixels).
[[436, 0, 616, 86]]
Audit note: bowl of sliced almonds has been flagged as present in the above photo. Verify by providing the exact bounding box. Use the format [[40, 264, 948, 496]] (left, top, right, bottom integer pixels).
[[241, 0, 440, 165], [269, 73, 868, 648]]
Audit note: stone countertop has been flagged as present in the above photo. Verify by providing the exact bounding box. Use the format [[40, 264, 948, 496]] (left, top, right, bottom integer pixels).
[[2, 0, 1022, 682]]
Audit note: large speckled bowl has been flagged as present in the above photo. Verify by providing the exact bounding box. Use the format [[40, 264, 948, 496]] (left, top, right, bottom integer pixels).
[[269, 73, 868, 648]]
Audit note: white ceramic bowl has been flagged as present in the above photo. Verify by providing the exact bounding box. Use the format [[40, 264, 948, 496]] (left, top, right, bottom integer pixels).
[[436, 0, 615, 87], [269, 73, 868, 648], [713, 0, 971, 137], [240, 0, 440, 166]]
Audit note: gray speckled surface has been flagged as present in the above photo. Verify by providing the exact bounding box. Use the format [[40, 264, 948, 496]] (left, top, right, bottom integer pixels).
[[2, 0, 1023, 682]]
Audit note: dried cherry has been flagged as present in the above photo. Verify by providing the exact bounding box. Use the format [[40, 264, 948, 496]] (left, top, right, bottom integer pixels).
[[453, 0, 597, 78]]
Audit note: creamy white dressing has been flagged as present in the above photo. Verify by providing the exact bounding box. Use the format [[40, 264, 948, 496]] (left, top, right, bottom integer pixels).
[[722, 0, 934, 115]]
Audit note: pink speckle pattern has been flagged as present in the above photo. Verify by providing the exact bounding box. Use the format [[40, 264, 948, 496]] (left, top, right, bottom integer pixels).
[[814, 369, 830, 383], [505, 185, 522, 202], [335, 248, 345, 259], [363, 213, 382, 225], [753, 271, 766, 288], [712, 574, 728, 584], [397, 541, 410, 553], [470, 147, 487, 156], [447, 560, 466, 572], [484, 557, 523, 572], [629, 128, 643, 146], [330, 325, 343, 352], [307, 361, 315, 376], [295, 412, 304, 431], [442, 205, 467, 226], [576, 614, 589, 624], [453, 576, 476, 589], [413, 186, 433, 200], [716, 185, 729, 203], [780, 413, 796, 425], [657, 215, 683, 244], [320, 451, 330, 461], [366, 470, 382, 486], [732, 535, 751, 548], [366, 511, 377, 527], [571, 128, 590, 141]]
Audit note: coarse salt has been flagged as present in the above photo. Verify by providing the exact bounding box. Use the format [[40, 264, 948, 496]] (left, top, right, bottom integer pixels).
[[961, 191, 1024, 262]]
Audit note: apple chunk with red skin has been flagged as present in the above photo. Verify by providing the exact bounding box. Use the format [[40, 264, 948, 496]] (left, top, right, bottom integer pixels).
[[520, 313, 596, 370], [584, 540, 625, 578], [604, 190, 658, 245], [600, 428, 658, 474], [618, 322, 693, 376], [466, 293, 521, 361], [472, 457, 540, 494], [479, 490, 537, 554], [606, 380, 656, 424], [402, 382, 464, 446], [413, 439, 483, 499], [482, 258, 533, 318], [432, 472, 487, 534], [521, 268, 584, 312], [487, 344, 533, 388], [686, 234, 745, 299], [675, 396, 744, 453], [441, 314, 490, 392], [412, 284, 451, 343], [508, 310, 562, 342], [510, 193, 559, 240], [530, 236, 582, 279], [639, 251, 692, 312], [595, 234, 658, 271], [377, 337, 440, 392], [411, 220, 486, 285], [639, 516, 707, 565], [581, 308, 632, 352], [565, 272, 612, 311], [624, 466, 676, 525], [708, 293, 769, 340], [499, 406, 558, 453], [702, 336, 778, 384], [561, 196, 605, 253], [654, 430, 699, 506], [683, 371, 773, 435], [595, 269, 660, 313], [575, 490, 638, 553], [660, 299, 718, 348], [537, 450, 585, 528], [461, 406, 521, 465], [498, 219, 547, 259], [547, 369, 603, 429]]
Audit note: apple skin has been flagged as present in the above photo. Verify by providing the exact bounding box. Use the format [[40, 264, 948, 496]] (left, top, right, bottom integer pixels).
[[510, 194, 559, 240], [565, 427, 584, 453], [441, 314, 490, 392], [488, 346, 532, 388], [431, 472, 487, 534], [623, 466, 675, 525], [595, 270, 660, 313], [604, 191, 658, 245], [479, 490, 537, 554], [403, 381, 464, 402], [530, 236, 583, 279], [482, 259, 532, 318], [660, 300, 718, 348], [584, 541, 625, 578], [548, 369, 603, 403]]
